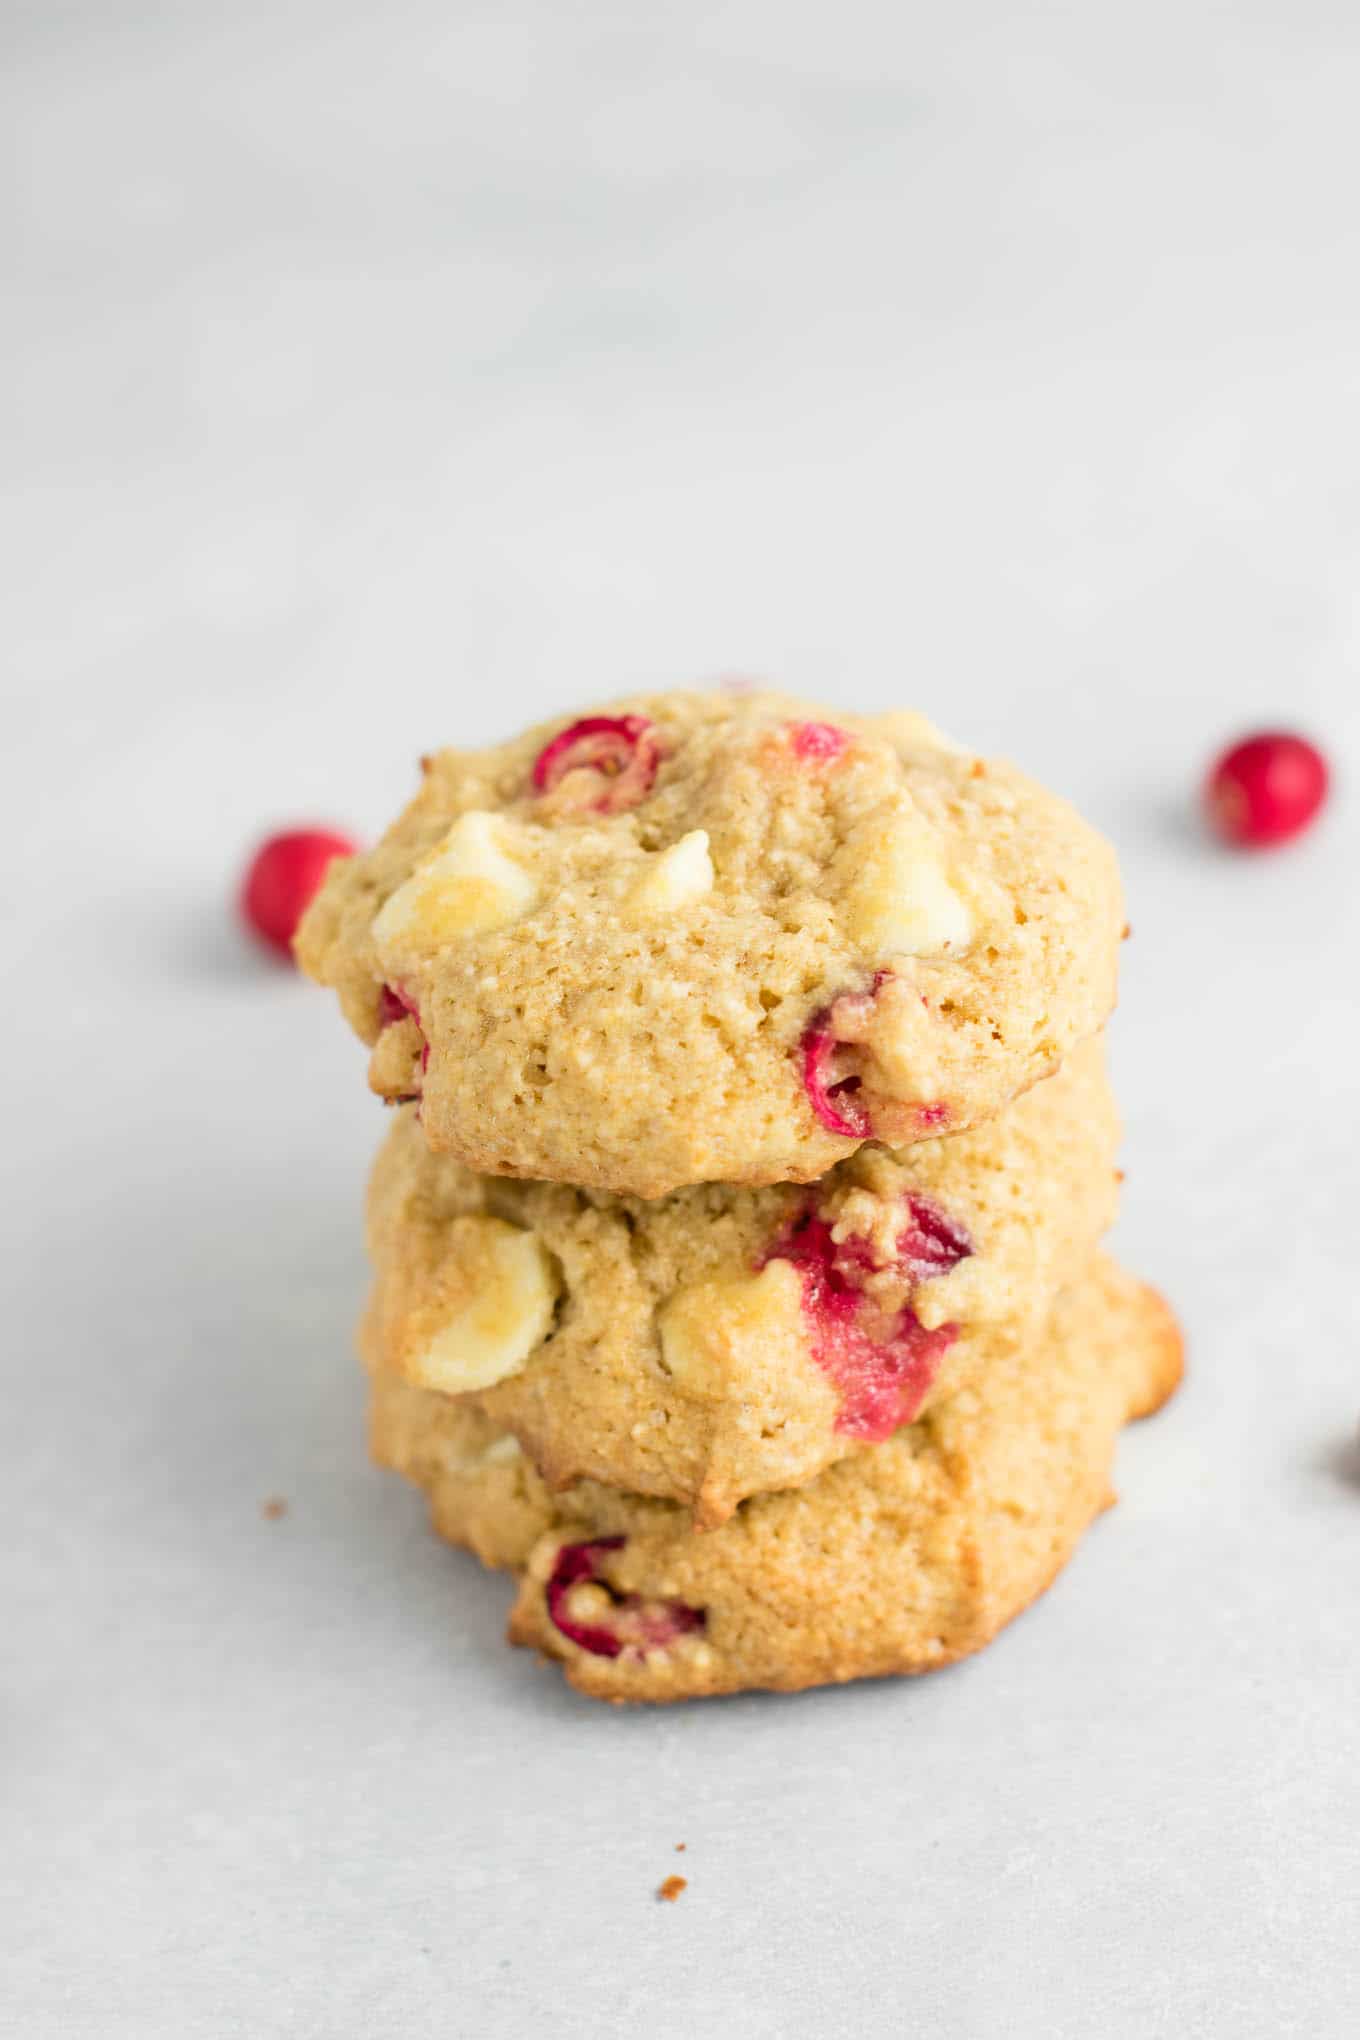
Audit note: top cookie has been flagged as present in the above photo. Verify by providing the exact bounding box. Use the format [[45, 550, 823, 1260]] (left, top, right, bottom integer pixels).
[[297, 690, 1122, 1197]]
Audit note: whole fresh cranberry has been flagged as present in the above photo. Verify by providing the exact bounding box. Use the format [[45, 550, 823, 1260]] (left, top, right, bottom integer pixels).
[[1203, 732, 1329, 849], [240, 827, 357, 959]]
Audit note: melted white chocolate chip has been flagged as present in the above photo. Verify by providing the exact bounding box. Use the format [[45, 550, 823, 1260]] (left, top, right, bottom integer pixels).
[[435, 1431, 524, 1476], [627, 829, 714, 915], [373, 812, 539, 962], [839, 809, 972, 959], [402, 1217, 558, 1394], [658, 1259, 806, 1398]]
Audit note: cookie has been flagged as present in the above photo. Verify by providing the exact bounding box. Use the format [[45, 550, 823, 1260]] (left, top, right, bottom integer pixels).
[[361, 1036, 1119, 1525], [369, 1255, 1181, 1701], [297, 691, 1123, 1196]]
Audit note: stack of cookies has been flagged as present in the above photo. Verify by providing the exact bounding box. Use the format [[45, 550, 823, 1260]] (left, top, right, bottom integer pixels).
[[297, 691, 1180, 1701]]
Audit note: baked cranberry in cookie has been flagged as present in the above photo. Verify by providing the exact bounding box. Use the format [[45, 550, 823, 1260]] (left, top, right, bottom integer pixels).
[[369, 1256, 1183, 1702], [545, 1539, 704, 1659], [360, 1037, 1121, 1524], [531, 715, 661, 815], [763, 1194, 971, 1440], [297, 690, 1122, 1195]]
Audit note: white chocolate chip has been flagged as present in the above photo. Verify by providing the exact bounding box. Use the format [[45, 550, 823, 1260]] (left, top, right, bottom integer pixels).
[[627, 830, 714, 915], [373, 812, 539, 962], [436, 1430, 524, 1475], [402, 1217, 559, 1394], [839, 809, 972, 959], [658, 1260, 807, 1399], [479, 1434, 525, 1466]]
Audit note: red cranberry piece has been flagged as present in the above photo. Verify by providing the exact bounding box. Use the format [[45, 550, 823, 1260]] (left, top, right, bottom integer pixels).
[[1204, 731, 1329, 848], [378, 982, 429, 1071], [531, 715, 660, 814], [378, 982, 413, 1027], [763, 1193, 970, 1440], [801, 1017, 872, 1138], [546, 1537, 628, 1657], [788, 720, 850, 764], [828, 1315, 958, 1440], [770, 1198, 971, 1294], [800, 974, 891, 1139], [896, 1194, 973, 1282], [545, 1538, 705, 1658], [239, 827, 357, 960]]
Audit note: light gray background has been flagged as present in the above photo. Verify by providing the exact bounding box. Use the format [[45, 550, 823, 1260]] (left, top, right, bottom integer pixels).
[[4, 4, 1358, 2035]]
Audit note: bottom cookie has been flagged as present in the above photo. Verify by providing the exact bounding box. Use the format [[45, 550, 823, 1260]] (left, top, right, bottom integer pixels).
[[369, 1255, 1181, 1702]]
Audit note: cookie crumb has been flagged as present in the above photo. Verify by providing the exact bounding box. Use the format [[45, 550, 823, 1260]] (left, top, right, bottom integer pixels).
[[1122, 922, 1132, 940], [674, 1842, 686, 1852], [261, 1496, 289, 1520], [657, 1875, 687, 1902]]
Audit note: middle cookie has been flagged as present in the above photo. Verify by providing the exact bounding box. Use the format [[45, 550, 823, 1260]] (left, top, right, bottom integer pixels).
[[362, 1036, 1119, 1527]]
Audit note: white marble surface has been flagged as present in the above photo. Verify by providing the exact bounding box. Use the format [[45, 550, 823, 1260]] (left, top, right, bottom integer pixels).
[[4, 5, 1359, 2034]]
